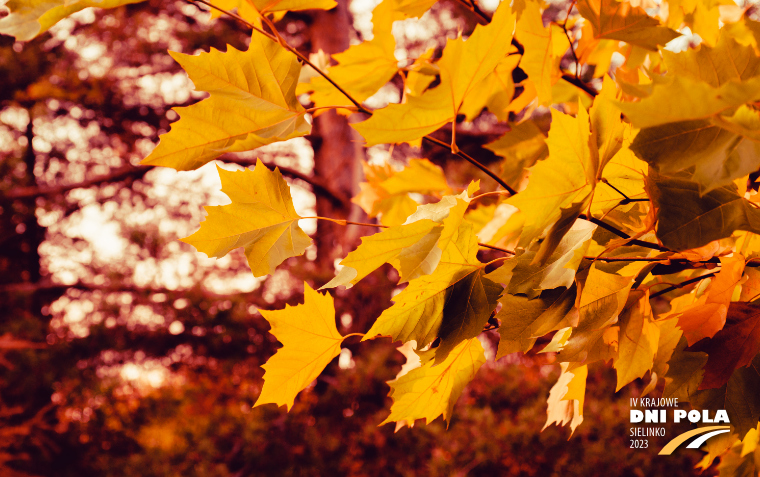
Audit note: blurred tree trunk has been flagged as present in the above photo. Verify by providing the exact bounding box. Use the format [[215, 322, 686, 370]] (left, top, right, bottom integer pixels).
[[308, 0, 366, 266]]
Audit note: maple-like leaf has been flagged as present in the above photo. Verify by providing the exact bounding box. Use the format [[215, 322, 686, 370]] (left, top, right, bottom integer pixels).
[[687, 302, 760, 390], [557, 265, 635, 364], [381, 337, 485, 427], [514, 0, 560, 105], [631, 119, 760, 193], [495, 107, 594, 249], [676, 255, 745, 346], [254, 283, 344, 410], [142, 36, 309, 171], [363, 222, 501, 363], [250, 0, 336, 14], [613, 291, 660, 391], [324, 187, 471, 288], [496, 286, 577, 358], [662, 337, 708, 401], [484, 120, 548, 188], [182, 161, 311, 277], [690, 353, 760, 438], [505, 220, 596, 298], [0, 0, 145, 41], [297, 0, 399, 110], [576, 0, 680, 51], [544, 363, 587, 434], [351, 2, 516, 145], [652, 176, 760, 251]]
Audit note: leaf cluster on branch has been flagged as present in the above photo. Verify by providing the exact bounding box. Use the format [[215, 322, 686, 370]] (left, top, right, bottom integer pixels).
[[6, 0, 760, 470]]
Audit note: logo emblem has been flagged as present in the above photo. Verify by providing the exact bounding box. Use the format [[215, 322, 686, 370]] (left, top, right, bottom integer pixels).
[[659, 426, 731, 455]]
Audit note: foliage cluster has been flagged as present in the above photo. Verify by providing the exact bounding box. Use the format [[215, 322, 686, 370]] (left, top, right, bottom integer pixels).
[[5, 0, 760, 472]]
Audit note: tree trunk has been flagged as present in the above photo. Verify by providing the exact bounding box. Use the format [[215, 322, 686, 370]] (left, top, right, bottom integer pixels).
[[308, 0, 366, 266]]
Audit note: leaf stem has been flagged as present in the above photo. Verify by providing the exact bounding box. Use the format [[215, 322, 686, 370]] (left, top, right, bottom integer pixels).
[[341, 332, 365, 340], [306, 216, 389, 228], [479, 243, 515, 255], [423, 136, 517, 195], [649, 272, 717, 298], [579, 215, 669, 252], [304, 106, 360, 114]]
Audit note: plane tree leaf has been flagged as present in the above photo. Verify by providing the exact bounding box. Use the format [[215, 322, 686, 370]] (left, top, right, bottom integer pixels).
[[675, 255, 745, 346], [325, 186, 472, 288], [381, 337, 485, 427], [507, 219, 596, 298], [497, 107, 595, 249], [690, 354, 760, 438], [543, 363, 587, 435], [613, 291, 660, 391], [352, 2, 516, 145], [297, 0, 399, 110], [254, 283, 345, 410], [688, 302, 760, 390], [515, 0, 557, 105], [0, 0, 145, 41], [651, 176, 760, 251], [576, 0, 680, 51], [363, 222, 501, 363], [556, 265, 635, 364], [251, 0, 336, 14], [495, 285, 577, 358], [141, 36, 309, 171], [484, 120, 548, 188], [182, 160, 311, 278], [630, 119, 760, 193]]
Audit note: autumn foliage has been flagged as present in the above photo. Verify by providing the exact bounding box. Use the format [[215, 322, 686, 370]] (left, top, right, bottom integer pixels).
[[5, 0, 760, 472]]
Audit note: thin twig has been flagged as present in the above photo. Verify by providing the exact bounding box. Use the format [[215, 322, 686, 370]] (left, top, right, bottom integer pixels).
[[580, 215, 669, 252], [423, 136, 517, 195], [649, 272, 717, 298]]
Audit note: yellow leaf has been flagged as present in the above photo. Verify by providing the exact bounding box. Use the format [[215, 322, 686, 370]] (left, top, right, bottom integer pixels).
[[676, 254, 745, 345], [590, 76, 628, 175], [485, 120, 548, 188], [544, 363, 587, 434], [381, 337, 485, 426], [577, 0, 680, 51], [515, 0, 555, 105], [251, 0, 336, 14], [363, 222, 501, 363], [352, 159, 451, 226], [182, 161, 311, 277], [458, 54, 520, 122], [590, 145, 648, 217], [255, 283, 344, 410], [322, 219, 441, 288], [500, 106, 595, 248], [0, 0, 144, 41], [614, 292, 660, 391], [207, 0, 263, 27], [326, 186, 473, 288], [142, 36, 309, 171], [297, 0, 399, 110], [352, 2, 516, 145], [557, 265, 635, 364]]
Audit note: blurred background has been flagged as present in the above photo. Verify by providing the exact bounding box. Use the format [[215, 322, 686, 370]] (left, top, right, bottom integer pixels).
[[0, 0, 714, 474]]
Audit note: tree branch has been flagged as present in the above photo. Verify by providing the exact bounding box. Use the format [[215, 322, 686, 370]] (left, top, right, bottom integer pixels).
[[649, 272, 717, 298], [1, 165, 151, 200]]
